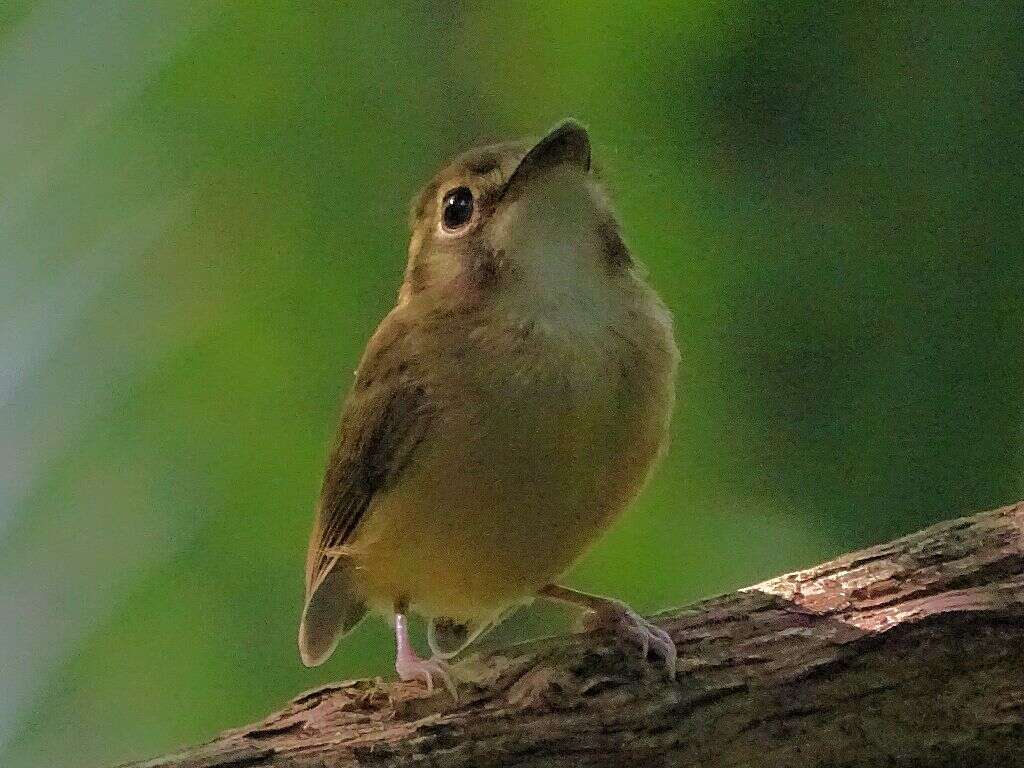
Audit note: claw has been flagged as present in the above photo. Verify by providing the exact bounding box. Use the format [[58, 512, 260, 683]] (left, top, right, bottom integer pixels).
[[396, 653, 458, 699], [540, 586, 679, 680], [593, 602, 677, 679]]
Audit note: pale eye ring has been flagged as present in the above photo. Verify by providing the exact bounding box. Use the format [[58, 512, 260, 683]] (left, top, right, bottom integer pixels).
[[441, 186, 475, 232]]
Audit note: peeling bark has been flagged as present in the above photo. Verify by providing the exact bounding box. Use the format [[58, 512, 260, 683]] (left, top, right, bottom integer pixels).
[[122, 502, 1024, 768]]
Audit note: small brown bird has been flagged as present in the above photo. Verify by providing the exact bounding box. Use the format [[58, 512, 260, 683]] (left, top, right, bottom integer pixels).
[[298, 120, 679, 694]]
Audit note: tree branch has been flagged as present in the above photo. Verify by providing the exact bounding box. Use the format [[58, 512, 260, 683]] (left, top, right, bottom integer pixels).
[[122, 502, 1024, 768]]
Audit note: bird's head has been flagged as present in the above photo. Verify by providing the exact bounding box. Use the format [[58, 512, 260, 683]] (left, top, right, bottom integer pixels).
[[401, 120, 632, 319]]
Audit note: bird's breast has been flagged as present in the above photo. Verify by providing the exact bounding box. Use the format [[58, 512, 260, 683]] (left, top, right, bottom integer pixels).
[[351, 294, 676, 620]]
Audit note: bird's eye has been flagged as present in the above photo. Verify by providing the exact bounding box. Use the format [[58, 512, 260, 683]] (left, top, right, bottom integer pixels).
[[441, 187, 475, 232]]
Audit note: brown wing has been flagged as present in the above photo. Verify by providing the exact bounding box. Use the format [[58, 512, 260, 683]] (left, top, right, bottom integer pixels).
[[299, 314, 435, 666], [304, 315, 434, 595]]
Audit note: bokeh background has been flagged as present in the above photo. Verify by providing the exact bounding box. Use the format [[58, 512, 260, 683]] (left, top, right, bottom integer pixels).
[[2, 1, 1022, 765]]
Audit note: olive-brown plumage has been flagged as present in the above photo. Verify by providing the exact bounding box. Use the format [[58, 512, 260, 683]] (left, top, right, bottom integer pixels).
[[299, 121, 679, 691]]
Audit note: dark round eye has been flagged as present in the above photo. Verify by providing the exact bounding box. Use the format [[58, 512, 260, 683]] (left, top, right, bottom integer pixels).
[[441, 186, 475, 231]]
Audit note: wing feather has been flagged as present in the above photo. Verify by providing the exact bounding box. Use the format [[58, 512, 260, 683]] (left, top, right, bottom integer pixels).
[[304, 315, 434, 596]]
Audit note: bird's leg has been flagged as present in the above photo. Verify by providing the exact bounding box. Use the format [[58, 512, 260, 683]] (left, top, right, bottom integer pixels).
[[393, 608, 457, 698], [538, 584, 677, 679]]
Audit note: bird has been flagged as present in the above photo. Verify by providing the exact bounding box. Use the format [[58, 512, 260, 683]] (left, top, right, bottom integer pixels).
[[298, 120, 679, 696]]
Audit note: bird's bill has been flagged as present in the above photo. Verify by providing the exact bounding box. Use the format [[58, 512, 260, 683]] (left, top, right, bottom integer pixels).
[[500, 120, 591, 203]]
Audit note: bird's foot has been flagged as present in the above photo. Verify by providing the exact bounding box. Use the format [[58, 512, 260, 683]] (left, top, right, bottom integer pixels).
[[583, 599, 677, 679], [393, 610, 458, 699], [395, 646, 458, 699]]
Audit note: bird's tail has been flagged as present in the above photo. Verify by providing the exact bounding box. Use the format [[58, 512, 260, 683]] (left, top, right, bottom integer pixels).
[[298, 555, 367, 667]]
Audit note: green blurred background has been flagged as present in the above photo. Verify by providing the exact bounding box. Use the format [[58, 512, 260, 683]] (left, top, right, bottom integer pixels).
[[1, 2, 1021, 766]]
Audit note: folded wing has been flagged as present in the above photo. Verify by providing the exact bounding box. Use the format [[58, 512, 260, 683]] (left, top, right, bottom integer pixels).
[[299, 318, 434, 666]]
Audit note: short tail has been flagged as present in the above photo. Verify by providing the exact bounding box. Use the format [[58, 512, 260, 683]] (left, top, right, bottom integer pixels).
[[298, 556, 367, 667]]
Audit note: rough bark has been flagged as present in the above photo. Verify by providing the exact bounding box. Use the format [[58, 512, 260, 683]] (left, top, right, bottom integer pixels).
[[123, 502, 1024, 768]]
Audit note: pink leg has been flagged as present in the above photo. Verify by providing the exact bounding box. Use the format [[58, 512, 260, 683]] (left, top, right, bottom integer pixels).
[[538, 584, 677, 679], [394, 611, 457, 698]]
